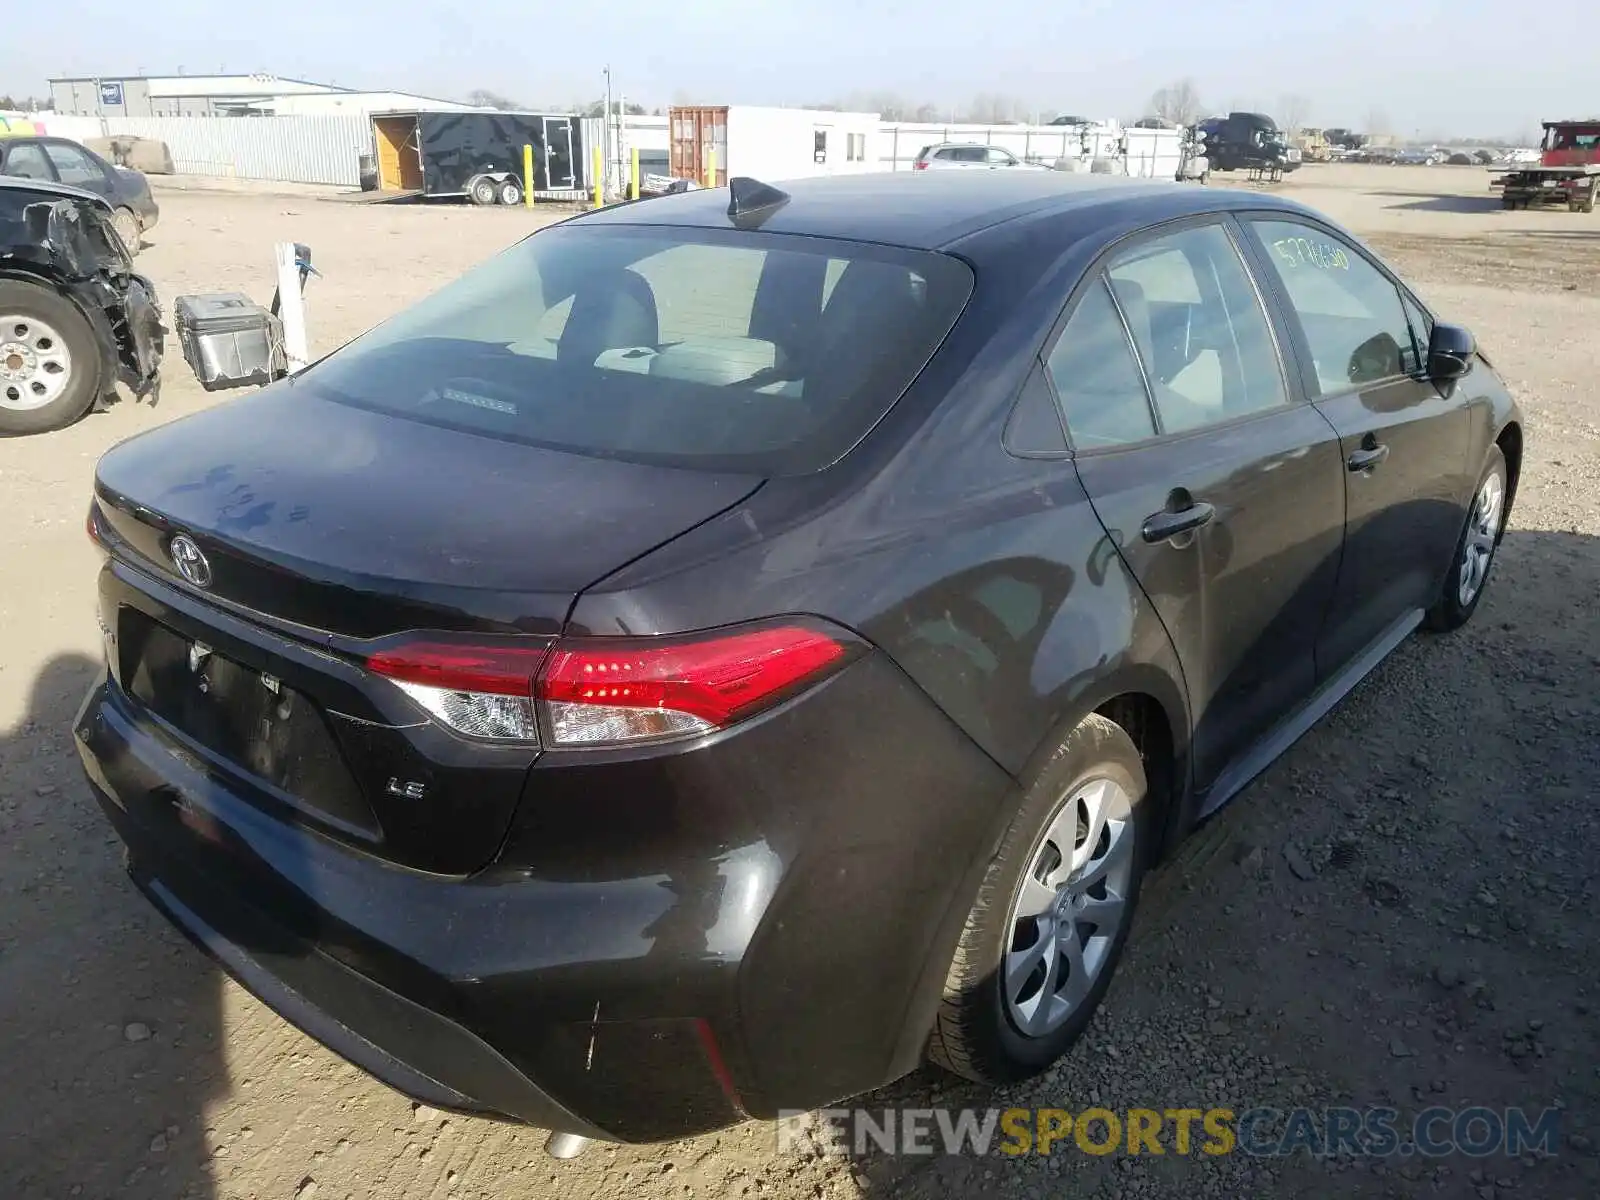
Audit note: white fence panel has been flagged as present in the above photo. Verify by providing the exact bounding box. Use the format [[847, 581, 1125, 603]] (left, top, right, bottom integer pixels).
[[876, 122, 1130, 171], [41, 115, 371, 186]]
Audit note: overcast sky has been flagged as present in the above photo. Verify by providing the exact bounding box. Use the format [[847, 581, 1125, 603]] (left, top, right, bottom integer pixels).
[[12, 0, 1587, 138]]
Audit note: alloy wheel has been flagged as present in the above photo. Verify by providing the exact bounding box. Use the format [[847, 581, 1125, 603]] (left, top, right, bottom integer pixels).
[[1458, 470, 1505, 608], [1003, 777, 1135, 1038]]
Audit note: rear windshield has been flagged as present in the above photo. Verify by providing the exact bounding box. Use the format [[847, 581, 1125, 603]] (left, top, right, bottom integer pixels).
[[299, 222, 974, 475]]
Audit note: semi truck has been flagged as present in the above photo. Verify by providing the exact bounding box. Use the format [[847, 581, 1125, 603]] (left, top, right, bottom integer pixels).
[[1491, 119, 1600, 212]]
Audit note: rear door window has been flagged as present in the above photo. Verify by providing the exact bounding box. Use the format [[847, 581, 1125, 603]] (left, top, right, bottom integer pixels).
[[42, 142, 105, 189], [2, 143, 55, 181], [1044, 281, 1157, 448], [1104, 223, 1288, 433], [303, 225, 973, 475]]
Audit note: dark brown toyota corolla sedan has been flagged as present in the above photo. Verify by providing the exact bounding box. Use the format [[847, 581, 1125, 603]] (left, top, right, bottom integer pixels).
[[77, 171, 1521, 1154]]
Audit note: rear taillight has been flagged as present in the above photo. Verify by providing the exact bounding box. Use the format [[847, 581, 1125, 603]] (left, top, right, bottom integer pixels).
[[367, 641, 547, 742], [913, 159, 929, 170], [366, 621, 857, 748]]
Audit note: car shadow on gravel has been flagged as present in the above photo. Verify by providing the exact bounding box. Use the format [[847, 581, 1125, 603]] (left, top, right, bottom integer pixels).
[[1376, 193, 1507, 214], [0, 653, 226, 1200], [809, 528, 1600, 1200]]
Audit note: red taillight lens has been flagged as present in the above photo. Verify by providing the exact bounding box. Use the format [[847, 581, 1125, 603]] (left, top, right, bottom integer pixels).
[[539, 624, 847, 746], [913, 159, 929, 170], [366, 622, 856, 748]]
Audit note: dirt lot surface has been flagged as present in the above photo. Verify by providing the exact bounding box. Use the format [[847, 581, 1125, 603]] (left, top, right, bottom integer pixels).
[[2, 164, 1597, 1199]]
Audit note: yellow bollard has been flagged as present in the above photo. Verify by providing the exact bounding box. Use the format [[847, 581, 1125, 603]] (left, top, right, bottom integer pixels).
[[593, 144, 603, 208], [523, 144, 535, 208], [706, 147, 717, 189], [629, 147, 640, 201]]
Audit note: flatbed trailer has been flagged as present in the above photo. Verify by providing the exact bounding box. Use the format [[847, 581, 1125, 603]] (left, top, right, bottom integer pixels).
[[1491, 120, 1600, 211], [1490, 163, 1600, 211]]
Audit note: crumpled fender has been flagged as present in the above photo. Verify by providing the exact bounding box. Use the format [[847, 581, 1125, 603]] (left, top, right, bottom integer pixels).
[[2, 196, 165, 404]]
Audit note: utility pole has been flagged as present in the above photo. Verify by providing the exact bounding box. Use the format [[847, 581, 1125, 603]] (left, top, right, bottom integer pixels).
[[602, 65, 613, 199]]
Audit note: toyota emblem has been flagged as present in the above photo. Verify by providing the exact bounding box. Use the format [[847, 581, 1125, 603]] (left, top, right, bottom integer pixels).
[[169, 534, 212, 589]]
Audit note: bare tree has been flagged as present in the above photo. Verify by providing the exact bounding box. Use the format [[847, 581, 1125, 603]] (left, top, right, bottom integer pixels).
[[578, 99, 645, 118], [1278, 94, 1311, 135], [467, 89, 522, 111], [1149, 79, 1203, 126]]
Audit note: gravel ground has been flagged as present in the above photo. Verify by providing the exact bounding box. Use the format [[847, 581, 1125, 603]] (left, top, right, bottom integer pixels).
[[1, 165, 1596, 1199]]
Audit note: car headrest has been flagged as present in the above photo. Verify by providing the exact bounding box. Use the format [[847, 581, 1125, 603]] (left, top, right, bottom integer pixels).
[[558, 270, 660, 366], [806, 261, 922, 399]]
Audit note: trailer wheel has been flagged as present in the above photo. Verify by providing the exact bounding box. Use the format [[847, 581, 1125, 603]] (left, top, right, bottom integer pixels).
[[468, 175, 498, 206], [1582, 182, 1598, 214], [497, 177, 524, 206]]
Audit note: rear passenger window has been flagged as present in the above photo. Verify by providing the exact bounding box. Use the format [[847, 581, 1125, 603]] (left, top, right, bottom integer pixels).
[[1248, 219, 1414, 393], [2, 143, 53, 180], [1045, 282, 1156, 448], [1105, 224, 1287, 434]]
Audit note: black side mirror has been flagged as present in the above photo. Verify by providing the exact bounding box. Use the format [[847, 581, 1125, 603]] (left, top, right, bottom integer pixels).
[[1427, 322, 1475, 382]]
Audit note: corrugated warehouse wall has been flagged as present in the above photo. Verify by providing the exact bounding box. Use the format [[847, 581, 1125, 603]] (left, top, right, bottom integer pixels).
[[40, 114, 372, 186]]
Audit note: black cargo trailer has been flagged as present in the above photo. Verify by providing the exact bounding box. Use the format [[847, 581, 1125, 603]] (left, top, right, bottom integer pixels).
[[370, 111, 585, 204]]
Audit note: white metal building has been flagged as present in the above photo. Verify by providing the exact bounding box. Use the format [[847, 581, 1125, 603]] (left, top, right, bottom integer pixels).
[[49, 73, 352, 118], [237, 92, 489, 117]]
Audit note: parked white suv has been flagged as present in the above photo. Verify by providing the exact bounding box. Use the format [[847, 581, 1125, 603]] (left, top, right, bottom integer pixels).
[[912, 143, 1050, 171]]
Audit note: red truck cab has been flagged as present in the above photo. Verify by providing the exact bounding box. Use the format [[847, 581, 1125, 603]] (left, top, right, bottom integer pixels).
[[1542, 121, 1600, 167]]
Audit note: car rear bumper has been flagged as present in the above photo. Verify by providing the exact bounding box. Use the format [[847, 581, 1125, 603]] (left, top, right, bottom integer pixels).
[[77, 644, 1014, 1141]]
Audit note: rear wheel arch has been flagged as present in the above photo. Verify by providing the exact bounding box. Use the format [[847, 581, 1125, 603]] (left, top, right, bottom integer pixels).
[[1094, 692, 1184, 860], [1007, 674, 1190, 861]]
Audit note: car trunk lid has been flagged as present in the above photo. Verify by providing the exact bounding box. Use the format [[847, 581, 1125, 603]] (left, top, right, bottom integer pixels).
[[92, 385, 762, 873], [93, 385, 762, 637]]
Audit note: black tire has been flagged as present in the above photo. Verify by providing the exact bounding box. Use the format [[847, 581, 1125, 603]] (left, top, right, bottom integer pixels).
[[1425, 446, 1508, 632], [112, 207, 142, 255], [927, 713, 1150, 1085], [468, 176, 497, 206], [497, 178, 524, 206], [0, 280, 103, 436]]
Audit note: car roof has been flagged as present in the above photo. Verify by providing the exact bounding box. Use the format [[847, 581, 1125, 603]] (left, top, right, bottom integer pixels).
[[0, 174, 110, 208], [574, 171, 1310, 251]]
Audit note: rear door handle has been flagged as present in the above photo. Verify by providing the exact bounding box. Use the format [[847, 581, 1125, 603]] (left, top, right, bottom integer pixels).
[[1347, 443, 1390, 472], [1141, 501, 1216, 543]]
